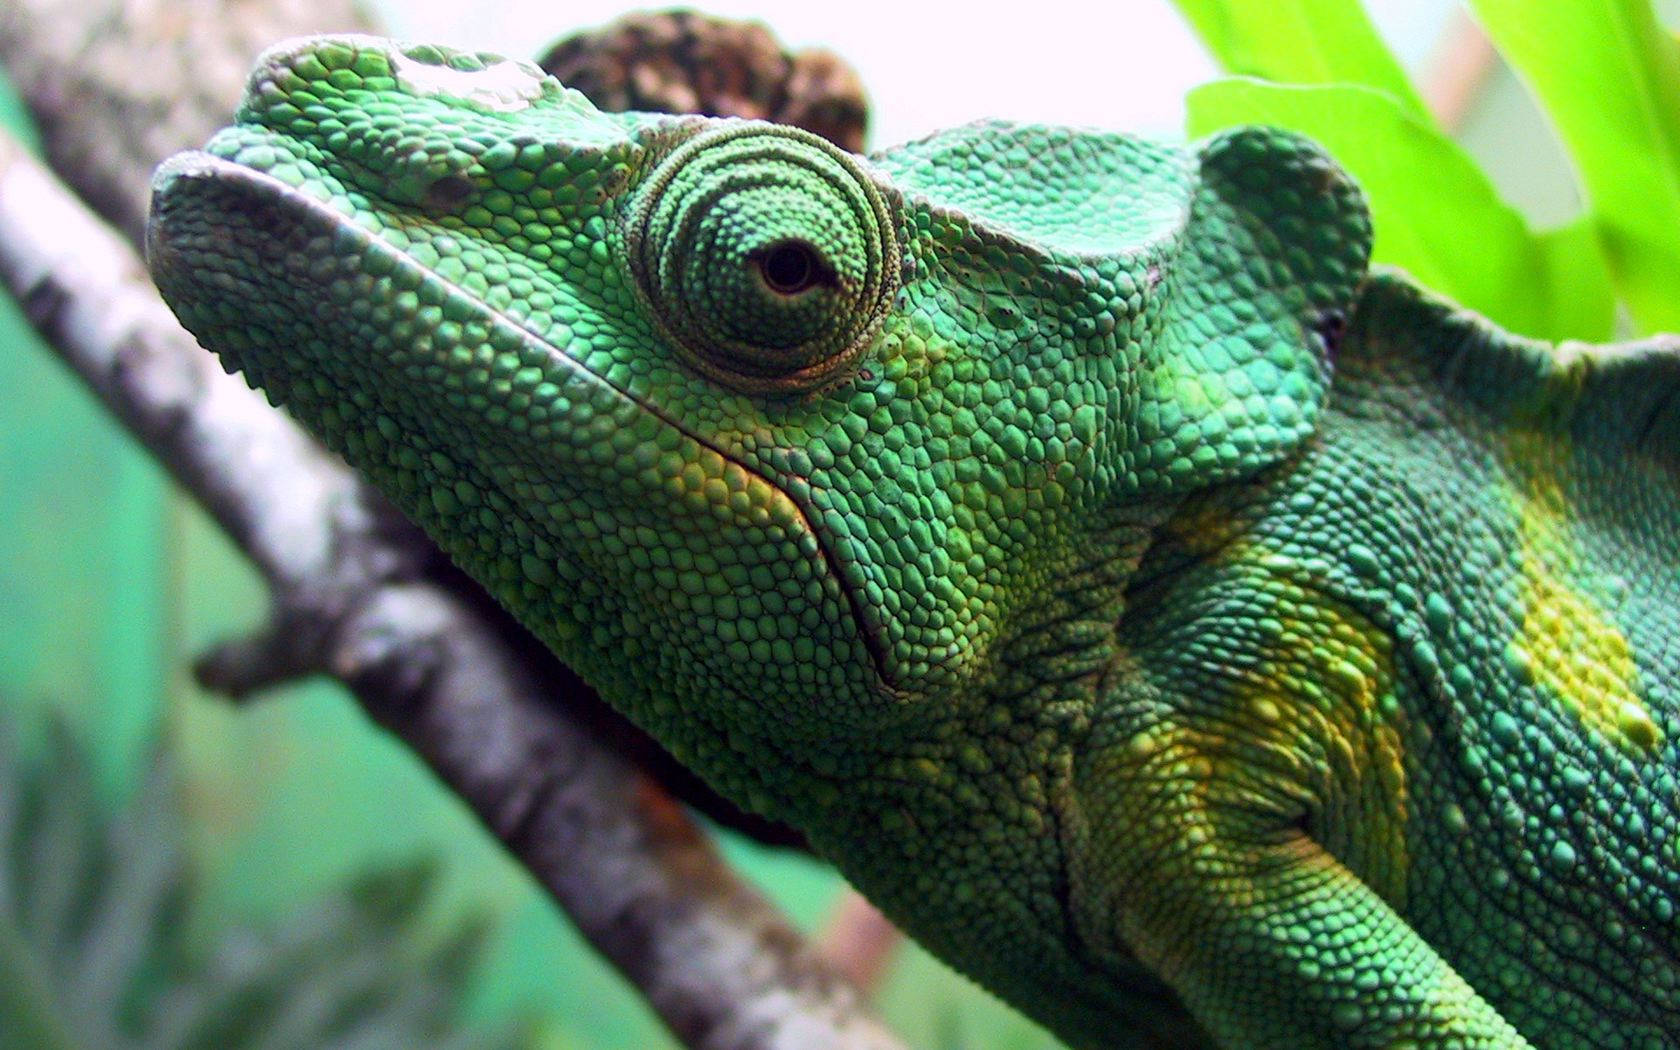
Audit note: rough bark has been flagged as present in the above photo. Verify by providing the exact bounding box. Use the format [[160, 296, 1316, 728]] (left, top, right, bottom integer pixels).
[[539, 10, 870, 152]]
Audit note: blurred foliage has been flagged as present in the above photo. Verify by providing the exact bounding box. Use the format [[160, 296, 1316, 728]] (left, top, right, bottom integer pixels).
[[1467, 0, 1680, 335], [0, 711, 524, 1050], [1176, 0, 1680, 343], [1173, 0, 1427, 113], [1185, 79, 1614, 340]]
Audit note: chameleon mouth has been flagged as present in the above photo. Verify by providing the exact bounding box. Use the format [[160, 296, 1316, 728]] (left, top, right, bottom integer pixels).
[[148, 149, 897, 700]]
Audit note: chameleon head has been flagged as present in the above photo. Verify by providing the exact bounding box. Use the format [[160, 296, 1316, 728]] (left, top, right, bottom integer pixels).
[[148, 36, 1369, 816]]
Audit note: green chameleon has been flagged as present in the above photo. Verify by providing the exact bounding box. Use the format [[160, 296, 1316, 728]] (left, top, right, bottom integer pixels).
[[146, 36, 1680, 1050]]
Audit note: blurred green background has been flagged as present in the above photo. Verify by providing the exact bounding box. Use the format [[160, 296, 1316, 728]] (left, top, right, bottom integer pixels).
[[4, 2, 1678, 1046]]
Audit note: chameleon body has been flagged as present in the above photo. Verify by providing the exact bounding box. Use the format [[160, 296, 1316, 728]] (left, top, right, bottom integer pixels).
[[146, 37, 1680, 1049]]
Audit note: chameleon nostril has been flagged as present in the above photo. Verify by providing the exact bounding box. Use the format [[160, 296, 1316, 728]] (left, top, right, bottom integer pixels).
[[422, 174, 478, 212]]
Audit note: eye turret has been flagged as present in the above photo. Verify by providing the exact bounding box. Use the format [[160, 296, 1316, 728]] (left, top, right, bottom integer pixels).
[[627, 125, 899, 394]]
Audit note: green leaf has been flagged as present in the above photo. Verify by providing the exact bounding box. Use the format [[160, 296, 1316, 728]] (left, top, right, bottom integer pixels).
[[1187, 77, 1615, 341], [0, 712, 526, 1050], [1469, 0, 1680, 335], [1171, 0, 1428, 117]]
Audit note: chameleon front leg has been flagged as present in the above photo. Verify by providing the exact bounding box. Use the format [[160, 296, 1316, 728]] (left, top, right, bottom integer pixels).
[[1075, 728, 1532, 1049]]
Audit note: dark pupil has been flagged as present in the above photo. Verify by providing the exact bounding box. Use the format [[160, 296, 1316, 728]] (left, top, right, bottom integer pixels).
[[759, 242, 819, 294]]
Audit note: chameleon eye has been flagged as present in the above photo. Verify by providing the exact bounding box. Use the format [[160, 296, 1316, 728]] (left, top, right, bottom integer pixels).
[[627, 125, 899, 394], [756, 239, 826, 296]]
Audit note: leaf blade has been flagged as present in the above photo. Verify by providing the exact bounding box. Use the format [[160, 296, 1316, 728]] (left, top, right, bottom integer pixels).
[[1186, 77, 1615, 341], [1172, 0, 1429, 116], [1469, 0, 1680, 334]]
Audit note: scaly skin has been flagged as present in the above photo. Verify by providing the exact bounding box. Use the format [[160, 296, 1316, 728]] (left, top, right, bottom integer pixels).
[[145, 37, 1680, 1049]]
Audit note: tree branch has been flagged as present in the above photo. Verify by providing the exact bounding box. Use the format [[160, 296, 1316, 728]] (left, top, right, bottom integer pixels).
[[0, 4, 904, 1047]]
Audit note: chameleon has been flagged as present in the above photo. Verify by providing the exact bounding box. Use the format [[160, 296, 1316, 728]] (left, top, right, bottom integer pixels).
[[144, 35, 1680, 1050]]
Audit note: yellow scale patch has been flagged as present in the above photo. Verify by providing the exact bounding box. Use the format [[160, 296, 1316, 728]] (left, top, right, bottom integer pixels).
[[1506, 435, 1662, 752], [1228, 593, 1411, 906], [1146, 499, 1411, 906]]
